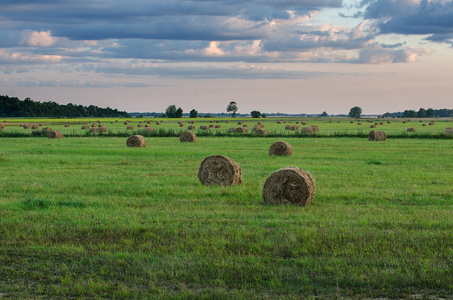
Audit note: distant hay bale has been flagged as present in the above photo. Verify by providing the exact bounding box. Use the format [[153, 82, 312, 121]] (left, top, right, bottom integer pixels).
[[39, 123, 45, 126], [138, 124, 144, 127], [302, 122, 307, 125], [48, 131, 63, 139], [374, 123, 379, 125], [285, 125, 291, 130], [445, 128, 453, 136], [215, 125, 221, 128], [188, 125, 196, 130], [23, 124, 31, 129], [255, 128, 270, 136], [31, 125, 38, 129], [225, 120, 230, 123], [198, 155, 242, 186], [127, 135, 146, 147], [143, 128, 155, 134], [42, 127, 53, 134], [277, 121, 282, 124], [310, 125, 319, 132], [180, 131, 196, 143], [269, 141, 293, 156], [124, 122, 129, 125], [237, 121, 243, 125], [300, 127, 314, 134], [89, 128, 99, 133], [429, 122, 435, 125], [200, 125, 210, 130], [350, 121, 354, 123], [370, 125, 376, 128], [380, 122, 384, 125], [387, 121, 391, 124], [216, 121, 221, 123], [156, 122, 161, 125], [358, 122, 362, 125], [145, 124, 151, 128], [296, 121, 300, 124], [263, 167, 315, 206], [111, 122, 115, 124], [242, 124, 248, 127], [100, 127, 108, 133], [91, 123, 97, 127], [252, 124, 264, 131], [422, 123, 427, 126], [65, 124, 70, 127], [407, 127, 416, 132], [337, 121, 341, 123], [126, 126, 135, 130], [235, 127, 248, 133], [180, 123, 186, 127], [209, 124, 215, 128], [81, 125, 89, 130], [368, 130, 387, 141], [290, 125, 300, 130], [228, 127, 237, 133]]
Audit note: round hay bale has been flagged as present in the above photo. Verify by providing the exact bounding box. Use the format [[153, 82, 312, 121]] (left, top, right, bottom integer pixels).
[[422, 123, 427, 126], [145, 124, 151, 128], [263, 167, 315, 206], [124, 122, 129, 125], [444, 128, 453, 136], [228, 127, 237, 133], [180, 123, 186, 127], [92, 123, 97, 127], [89, 128, 99, 133], [209, 124, 215, 128], [302, 122, 307, 125], [310, 125, 319, 132], [255, 128, 270, 136], [407, 127, 416, 132], [300, 127, 313, 134], [277, 121, 282, 124], [358, 122, 362, 125], [48, 131, 63, 139], [126, 126, 135, 130], [39, 123, 45, 126], [350, 121, 354, 123], [429, 122, 435, 125], [127, 135, 146, 147], [285, 125, 291, 130], [31, 125, 38, 129], [99, 127, 108, 133], [198, 155, 242, 186], [65, 124, 70, 127], [138, 124, 144, 127], [143, 128, 155, 134], [242, 124, 248, 127], [188, 125, 195, 130], [235, 127, 248, 133], [200, 125, 210, 130], [156, 122, 161, 125], [269, 141, 293, 156], [215, 125, 221, 128], [81, 125, 89, 130], [370, 125, 376, 128], [180, 131, 196, 143], [42, 127, 53, 134], [368, 130, 387, 141], [23, 124, 31, 129], [380, 122, 384, 125], [225, 120, 230, 123]]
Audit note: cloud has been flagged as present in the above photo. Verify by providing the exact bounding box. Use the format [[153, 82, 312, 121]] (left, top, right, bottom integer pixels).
[[0, 49, 62, 64], [362, 0, 453, 42], [20, 30, 56, 47], [356, 47, 431, 64]]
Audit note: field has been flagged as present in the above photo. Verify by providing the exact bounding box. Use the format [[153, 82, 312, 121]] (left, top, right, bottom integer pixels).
[[1, 117, 453, 298]]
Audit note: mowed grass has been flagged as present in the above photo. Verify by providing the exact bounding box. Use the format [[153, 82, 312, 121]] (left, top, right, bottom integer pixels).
[[0, 136, 452, 298], [2, 117, 452, 137]]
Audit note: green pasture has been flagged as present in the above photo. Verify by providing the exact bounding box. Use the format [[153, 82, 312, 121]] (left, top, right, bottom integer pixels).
[[0, 135, 452, 298], [1, 117, 452, 137]]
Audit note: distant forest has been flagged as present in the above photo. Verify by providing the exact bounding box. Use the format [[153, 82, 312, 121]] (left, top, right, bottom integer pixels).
[[0, 95, 131, 118], [386, 108, 453, 118]]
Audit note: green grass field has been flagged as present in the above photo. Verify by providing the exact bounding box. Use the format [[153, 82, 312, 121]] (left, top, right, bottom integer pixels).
[[2, 117, 452, 138], [1, 120, 453, 298]]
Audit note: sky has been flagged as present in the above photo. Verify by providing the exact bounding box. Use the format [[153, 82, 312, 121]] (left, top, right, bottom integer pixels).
[[1, 0, 453, 115]]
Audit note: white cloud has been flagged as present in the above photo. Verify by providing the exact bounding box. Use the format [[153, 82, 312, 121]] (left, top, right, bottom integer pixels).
[[20, 30, 56, 47]]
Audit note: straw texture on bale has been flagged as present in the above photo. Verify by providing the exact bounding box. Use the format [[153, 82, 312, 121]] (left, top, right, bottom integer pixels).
[[200, 125, 210, 130], [180, 123, 185, 127], [126, 126, 135, 130], [143, 128, 155, 134], [358, 122, 362, 125], [127, 135, 146, 147], [300, 127, 314, 134], [188, 125, 195, 130], [310, 125, 319, 132], [255, 128, 270, 136], [100, 127, 108, 133], [368, 130, 387, 141], [65, 124, 70, 127], [445, 128, 453, 136], [89, 128, 99, 133], [269, 141, 293, 156], [407, 127, 416, 132], [235, 127, 248, 133], [198, 155, 242, 186], [180, 131, 197, 143], [138, 124, 144, 127], [285, 125, 291, 130], [370, 125, 376, 128], [31, 125, 38, 129], [81, 125, 89, 130], [263, 167, 315, 206], [215, 125, 221, 128], [48, 131, 63, 139], [290, 125, 300, 130], [228, 127, 237, 133], [42, 127, 53, 134], [422, 123, 427, 126]]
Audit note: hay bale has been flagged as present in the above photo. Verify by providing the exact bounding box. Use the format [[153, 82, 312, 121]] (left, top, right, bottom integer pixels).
[[23, 124, 31, 129], [145, 124, 151, 128], [31, 125, 38, 129], [200, 125, 210, 130], [126, 126, 135, 130], [242, 124, 248, 127], [64, 124, 70, 127], [358, 122, 362, 125], [209, 124, 215, 128], [277, 121, 282, 124], [143, 128, 155, 134], [263, 167, 315, 206], [235, 127, 248, 133], [302, 122, 307, 125], [91, 123, 97, 127], [42, 127, 53, 134], [370, 125, 376, 128], [255, 128, 270, 136], [188, 125, 195, 130], [127, 135, 146, 147], [407, 127, 416, 132], [215, 125, 221, 128], [368, 130, 387, 141], [290, 125, 300, 130], [81, 125, 89, 130], [300, 127, 313, 134], [138, 124, 144, 127], [444, 128, 453, 136], [422, 123, 427, 126], [225, 120, 230, 123], [252, 124, 264, 131], [180, 123, 186, 127], [310, 125, 318, 132], [269, 141, 293, 156], [48, 131, 63, 139], [89, 128, 99, 133], [228, 127, 237, 133], [285, 125, 291, 130], [124, 122, 129, 125], [198, 155, 242, 186], [99, 127, 108, 133], [180, 131, 196, 143], [380, 122, 384, 125], [39, 123, 45, 126], [429, 122, 435, 125]]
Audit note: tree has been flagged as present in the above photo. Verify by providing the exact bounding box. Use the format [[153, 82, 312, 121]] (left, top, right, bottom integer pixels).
[[417, 108, 426, 118], [348, 106, 362, 119], [250, 110, 261, 118], [175, 107, 183, 118], [53, 108, 64, 118], [319, 111, 328, 117], [165, 105, 177, 118], [189, 109, 198, 118], [226, 101, 238, 118], [426, 108, 435, 118], [403, 110, 417, 118]]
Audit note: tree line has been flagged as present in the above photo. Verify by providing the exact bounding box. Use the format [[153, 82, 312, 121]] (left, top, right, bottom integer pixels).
[[0, 95, 131, 118], [383, 108, 453, 118]]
